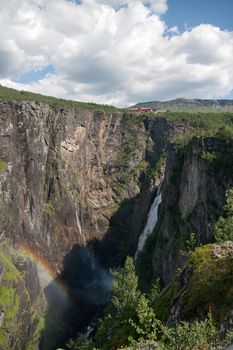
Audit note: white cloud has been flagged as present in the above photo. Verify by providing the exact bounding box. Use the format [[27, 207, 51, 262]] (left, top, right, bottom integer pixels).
[[0, 0, 233, 106]]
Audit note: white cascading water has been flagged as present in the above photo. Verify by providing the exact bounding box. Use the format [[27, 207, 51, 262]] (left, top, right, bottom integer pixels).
[[69, 190, 86, 246], [135, 186, 162, 259]]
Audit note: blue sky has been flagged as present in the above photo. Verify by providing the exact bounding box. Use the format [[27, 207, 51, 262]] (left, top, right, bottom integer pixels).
[[164, 0, 233, 99], [17, 65, 55, 84], [165, 0, 233, 32], [0, 0, 232, 105]]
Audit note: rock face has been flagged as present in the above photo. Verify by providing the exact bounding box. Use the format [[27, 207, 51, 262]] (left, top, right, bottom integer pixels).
[[1, 101, 186, 348], [0, 101, 191, 271], [151, 137, 233, 285], [0, 102, 143, 270], [0, 243, 44, 350], [0, 99, 232, 347]]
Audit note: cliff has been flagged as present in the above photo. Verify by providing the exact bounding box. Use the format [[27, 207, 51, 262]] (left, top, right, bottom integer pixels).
[[0, 91, 232, 348], [0, 100, 193, 271], [0, 100, 184, 348], [152, 136, 233, 285]]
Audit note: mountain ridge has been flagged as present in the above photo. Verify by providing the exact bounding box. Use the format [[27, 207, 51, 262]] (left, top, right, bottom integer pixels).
[[132, 98, 233, 111]]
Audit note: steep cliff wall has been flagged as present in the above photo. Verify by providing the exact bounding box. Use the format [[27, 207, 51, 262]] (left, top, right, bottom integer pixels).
[[0, 102, 145, 270], [138, 136, 233, 287], [1, 99, 232, 348], [0, 101, 191, 271], [0, 101, 183, 347]]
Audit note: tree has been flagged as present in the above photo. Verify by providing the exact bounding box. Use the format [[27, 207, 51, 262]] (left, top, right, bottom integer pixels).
[[95, 257, 159, 349], [128, 294, 159, 349], [67, 333, 96, 350], [111, 256, 140, 322], [214, 188, 233, 242]]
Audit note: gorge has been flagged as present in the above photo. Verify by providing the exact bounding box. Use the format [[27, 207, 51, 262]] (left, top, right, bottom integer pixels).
[[0, 87, 233, 349]]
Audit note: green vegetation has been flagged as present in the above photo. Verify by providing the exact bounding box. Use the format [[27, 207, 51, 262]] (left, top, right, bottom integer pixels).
[[187, 244, 233, 320], [0, 329, 7, 347], [27, 298, 46, 349], [156, 241, 233, 323], [201, 151, 217, 163], [160, 111, 233, 148], [154, 281, 182, 321], [0, 245, 45, 350], [0, 160, 8, 172], [184, 232, 198, 254], [0, 249, 22, 347], [144, 153, 167, 180], [164, 110, 233, 134], [201, 145, 233, 178], [0, 286, 16, 310], [160, 314, 225, 350], [113, 136, 147, 194], [0, 84, 118, 112], [43, 201, 56, 216], [68, 254, 233, 350], [118, 139, 139, 164], [0, 249, 22, 283], [68, 257, 159, 350], [136, 231, 159, 292], [5, 294, 20, 319], [214, 188, 233, 242]]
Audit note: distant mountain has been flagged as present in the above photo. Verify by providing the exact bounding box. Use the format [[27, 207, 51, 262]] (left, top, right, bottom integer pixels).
[[132, 98, 233, 111]]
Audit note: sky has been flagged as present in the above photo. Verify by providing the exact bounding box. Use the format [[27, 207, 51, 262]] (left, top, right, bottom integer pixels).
[[0, 0, 233, 106]]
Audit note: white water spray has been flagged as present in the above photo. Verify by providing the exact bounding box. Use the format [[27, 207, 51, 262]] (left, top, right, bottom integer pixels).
[[135, 186, 162, 259], [69, 190, 86, 246]]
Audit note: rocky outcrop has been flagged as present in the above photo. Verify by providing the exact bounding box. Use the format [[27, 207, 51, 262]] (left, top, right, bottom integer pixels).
[[155, 242, 233, 331], [150, 136, 233, 285], [0, 243, 44, 350]]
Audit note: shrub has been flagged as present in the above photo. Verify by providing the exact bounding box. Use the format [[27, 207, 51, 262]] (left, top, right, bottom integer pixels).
[[214, 188, 233, 242]]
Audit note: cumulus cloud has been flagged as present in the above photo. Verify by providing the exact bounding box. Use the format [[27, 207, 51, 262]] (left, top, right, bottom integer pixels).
[[0, 0, 233, 106]]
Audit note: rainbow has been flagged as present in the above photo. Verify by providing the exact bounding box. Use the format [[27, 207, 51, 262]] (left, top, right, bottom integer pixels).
[[18, 242, 69, 305]]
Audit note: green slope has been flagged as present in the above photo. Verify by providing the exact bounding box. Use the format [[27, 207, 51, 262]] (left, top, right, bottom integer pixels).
[[0, 84, 118, 112]]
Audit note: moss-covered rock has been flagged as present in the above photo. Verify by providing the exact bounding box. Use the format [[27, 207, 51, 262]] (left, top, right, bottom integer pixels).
[[0, 244, 45, 350], [154, 242, 233, 329]]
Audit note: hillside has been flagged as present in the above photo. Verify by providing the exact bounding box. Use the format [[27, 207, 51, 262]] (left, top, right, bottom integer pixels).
[[133, 98, 233, 111], [0, 84, 118, 112]]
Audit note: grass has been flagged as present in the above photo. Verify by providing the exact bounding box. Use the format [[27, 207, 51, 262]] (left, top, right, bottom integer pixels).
[[5, 294, 20, 319], [0, 329, 7, 347], [0, 161, 8, 172], [164, 111, 233, 131], [0, 249, 22, 283], [0, 286, 16, 310], [0, 84, 118, 112]]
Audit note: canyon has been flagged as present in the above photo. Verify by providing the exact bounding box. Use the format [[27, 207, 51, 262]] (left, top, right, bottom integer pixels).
[[0, 92, 233, 349]]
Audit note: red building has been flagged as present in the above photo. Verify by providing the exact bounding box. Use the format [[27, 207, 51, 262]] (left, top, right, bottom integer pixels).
[[130, 107, 154, 113]]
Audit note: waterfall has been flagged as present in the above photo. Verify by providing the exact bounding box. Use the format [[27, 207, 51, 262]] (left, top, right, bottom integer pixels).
[[135, 186, 162, 259], [73, 200, 86, 246], [69, 190, 86, 246]]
